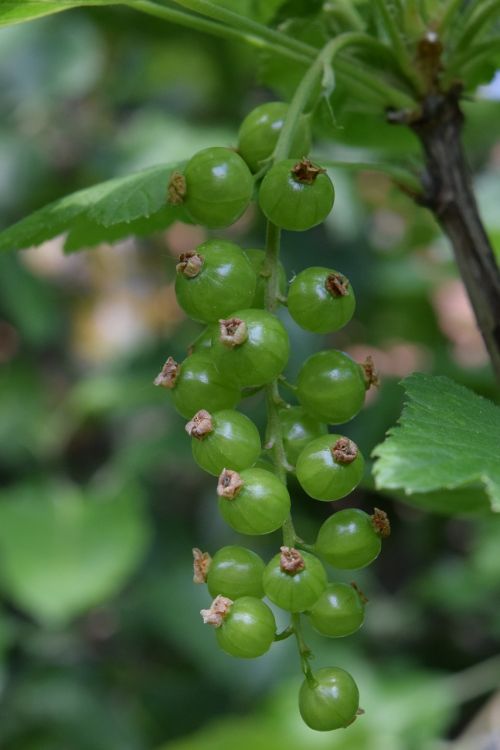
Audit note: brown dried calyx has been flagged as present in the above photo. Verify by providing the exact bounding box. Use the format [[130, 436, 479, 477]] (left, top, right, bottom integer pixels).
[[350, 581, 369, 605], [291, 158, 326, 185], [200, 595, 233, 627], [219, 317, 248, 348], [362, 355, 380, 389], [325, 272, 350, 297], [371, 507, 391, 538], [217, 469, 244, 499], [176, 251, 204, 278], [279, 546, 305, 575], [331, 437, 358, 464], [167, 170, 187, 205], [154, 356, 180, 389], [185, 409, 213, 440], [192, 547, 212, 584]]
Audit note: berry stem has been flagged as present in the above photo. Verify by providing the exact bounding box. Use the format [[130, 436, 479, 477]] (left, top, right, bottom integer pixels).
[[272, 34, 416, 165], [292, 613, 316, 687], [241, 385, 264, 399], [263, 220, 296, 546], [262, 224, 315, 685], [264, 383, 295, 541], [264, 221, 282, 313], [274, 625, 294, 642], [129, 2, 415, 114], [278, 376, 298, 394]]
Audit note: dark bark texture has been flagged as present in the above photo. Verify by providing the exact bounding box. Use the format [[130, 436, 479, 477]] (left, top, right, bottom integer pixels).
[[408, 90, 500, 380]]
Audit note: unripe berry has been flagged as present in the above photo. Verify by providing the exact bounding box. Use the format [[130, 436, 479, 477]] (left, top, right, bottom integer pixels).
[[201, 595, 276, 658], [315, 508, 389, 569], [262, 547, 327, 612], [217, 468, 290, 535], [211, 309, 290, 388], [288, 267, 355, 333], [296, 435, 365, 502], [175, 240, 257, 323], [172, 147, 253, 228], [297, 349, 367, 425], [155, 353, 240, 418], [186, 409, 261, 476], [206, 545, 265, 599], [308, 582, 365, 637], [238, 101, 311, 173], [299, 667, 359, 731], [259, 158, 334, 232]]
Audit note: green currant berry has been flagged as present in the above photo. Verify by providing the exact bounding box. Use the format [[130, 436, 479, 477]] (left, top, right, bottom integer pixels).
[[207, 545, 265, 599], [259, 158, 334, 232], [154, 353, 240, 419], [243, 248, 287, 308], [187, 409, 261, 476], [288, 267, 356, 333], [299, 667, 359, 731], [297, 349, 366, 424], [296, 435, 364, 502], [180, 147, 254, 228], [262, 547, 327, 612], [308, 583, 365, 637], [175, 240, 257, 323], [237, 101, 311, 173], [217, 468, 291, 535], [201, 595, 276, 658], [315, 508, 389, 569], [278, 406, 327, 465], [211, 309, 290, 388]]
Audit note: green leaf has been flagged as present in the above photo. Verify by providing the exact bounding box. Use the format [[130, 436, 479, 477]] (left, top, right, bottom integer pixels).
[[0, 162, 186, 252], [379, 485, 491, 516], [372, 373, 500, 513], [0, 1, 120, 28], [64, 204, 182, 252], [0, 481, 151, 626]]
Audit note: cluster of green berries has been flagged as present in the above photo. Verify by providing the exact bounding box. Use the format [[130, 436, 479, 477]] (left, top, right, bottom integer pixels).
[[157, 101, 390, 732]]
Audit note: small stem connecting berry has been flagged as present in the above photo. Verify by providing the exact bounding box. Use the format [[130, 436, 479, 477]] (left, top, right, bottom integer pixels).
[[292, 613, 316, 687]]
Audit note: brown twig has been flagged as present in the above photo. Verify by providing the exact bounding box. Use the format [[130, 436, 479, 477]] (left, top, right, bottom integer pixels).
[[389, 87, 500, 381]]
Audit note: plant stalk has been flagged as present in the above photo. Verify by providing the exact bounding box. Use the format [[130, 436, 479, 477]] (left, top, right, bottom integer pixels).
[[292, 613, 316, 685], [263, 222, 295, 547], [454, 0, 500, 52], [168, 0, 317, 59], [334, 57, 416, 109], [373, 0, 424, 92], [407, 90, 500, 380], [274, 33, 413, 163], [126, 0, 312, 64]]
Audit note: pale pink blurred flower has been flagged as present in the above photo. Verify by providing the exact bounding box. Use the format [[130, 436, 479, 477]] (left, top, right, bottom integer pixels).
[[432, 279, 488, 367]]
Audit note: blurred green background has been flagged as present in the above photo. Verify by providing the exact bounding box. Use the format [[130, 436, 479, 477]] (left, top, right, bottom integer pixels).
[[0, 6, 499, 749]]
